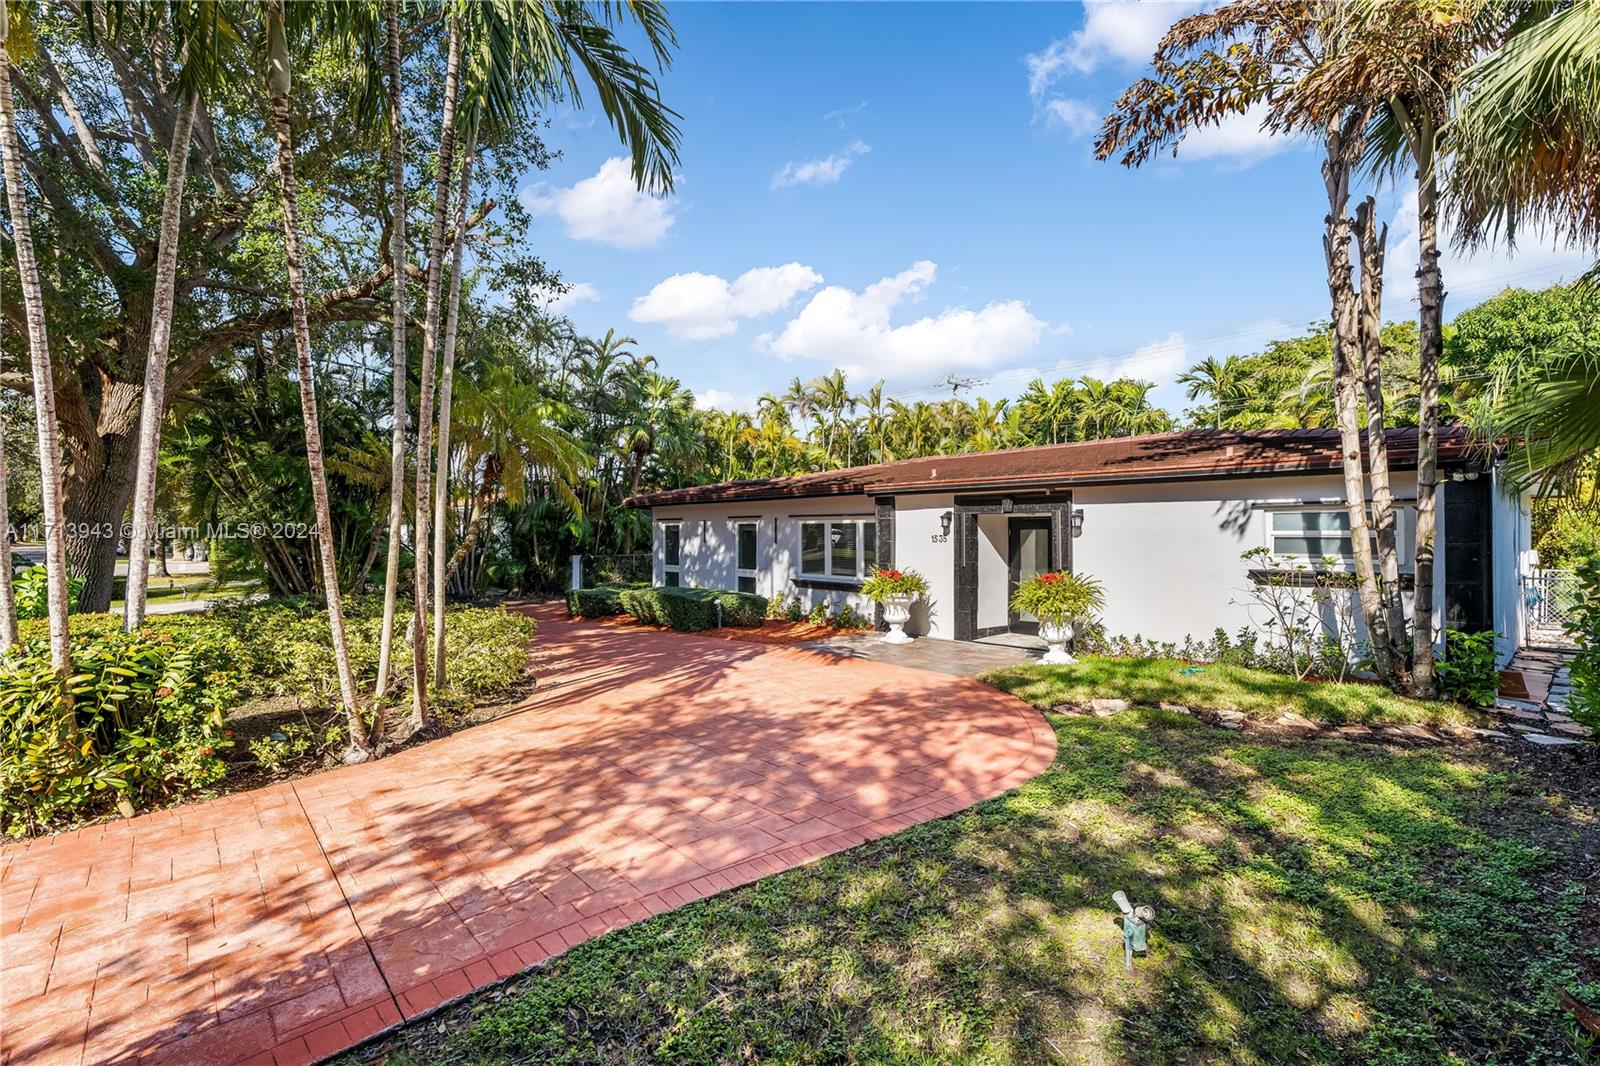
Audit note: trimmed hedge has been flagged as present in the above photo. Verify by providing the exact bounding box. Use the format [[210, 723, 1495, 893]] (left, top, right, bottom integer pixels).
[[566, 586, 628, 618], [616, 586, 768, 632]]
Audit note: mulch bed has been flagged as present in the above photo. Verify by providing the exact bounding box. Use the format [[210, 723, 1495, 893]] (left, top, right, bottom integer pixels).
[[595, 614, 869, 645]]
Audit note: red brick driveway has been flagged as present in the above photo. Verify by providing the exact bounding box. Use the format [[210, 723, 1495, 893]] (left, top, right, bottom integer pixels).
[[2, 605, 1055, 1066]]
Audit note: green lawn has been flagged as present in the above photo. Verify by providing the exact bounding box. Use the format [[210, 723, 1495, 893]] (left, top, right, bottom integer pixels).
[[983, 656, 1483, 729], [380, 709, 1596, 1065]]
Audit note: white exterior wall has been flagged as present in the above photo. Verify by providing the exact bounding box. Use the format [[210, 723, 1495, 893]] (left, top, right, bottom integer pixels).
[[890, 493, 957, 638], [1491, 468, 1532, 664], [650, 497, 878, 616]]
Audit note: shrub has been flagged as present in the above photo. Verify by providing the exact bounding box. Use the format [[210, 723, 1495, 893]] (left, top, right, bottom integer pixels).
[[1, 627, 238, 836], [618, 586, 768, 631], [15, 565, 85, 618], [1435, 629, 1500, 707], [833, 604, 872, 630], [566, 586, 628, 618], [1009, 570, 1105, 628], [438, 609, 538, 694], [1566, 556, 1600, 733]]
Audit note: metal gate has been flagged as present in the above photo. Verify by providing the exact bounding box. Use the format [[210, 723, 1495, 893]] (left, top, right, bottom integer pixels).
[[1524, 568, 1581, 647]]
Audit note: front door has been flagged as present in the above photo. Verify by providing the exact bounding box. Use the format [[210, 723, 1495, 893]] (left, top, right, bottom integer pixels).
[[1007, 518, 1052, 634]]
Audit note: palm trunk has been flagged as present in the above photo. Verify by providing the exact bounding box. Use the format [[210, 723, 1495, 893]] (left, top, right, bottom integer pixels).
[[374, 0, 409, 699], [265, 0, 370, 759], [1353, 198, 1409, 684], [0, 374, 15, 648], [124, 93, 198, 632], [1411, 138, 1443, 699], [0, 35, 70, 675], [445, 455, 501, 581], [1321, 114, 1392, 682], [409, 21, 461, 731], [431, 134, 475, 684]]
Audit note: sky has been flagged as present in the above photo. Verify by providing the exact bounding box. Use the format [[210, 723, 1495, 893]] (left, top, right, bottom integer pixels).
[[516, 1, 1595, 420]]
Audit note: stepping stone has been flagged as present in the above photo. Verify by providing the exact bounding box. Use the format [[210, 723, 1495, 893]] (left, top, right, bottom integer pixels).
[[1495, 699, 1544, 714], [1469, 728, 1513, 740], [1089, 698, 1130, 714], [1158, 702, 1189, 714], [1382, 724, 1441, 743], [1508, 723, 1545, 733], [1523, 733, 1582, 747], [1494, 707, 1546, 722], [1335, 725, 1375, 739], [1550, 721, 1592, 738], [1275, 711, 1317, 730]]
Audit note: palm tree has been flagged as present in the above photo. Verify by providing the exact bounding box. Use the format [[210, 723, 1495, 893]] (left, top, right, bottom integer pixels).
[[262, 0, 372, 759], [374, 0, 410, 699], [431, 135, 477, 686], [0, 354, 14, 648], [811, 369, 855, 465], [1177, 355, 1248, 429], [0, 3, 71, 674], [122, 2, 238, 632]]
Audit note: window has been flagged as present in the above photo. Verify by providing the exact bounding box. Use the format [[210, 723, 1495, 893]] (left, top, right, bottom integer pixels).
[[1269, 508, 1411, 568], [798, 519, 877, 580], [736, 522, 758, 594], [661, 522, 681, 586]]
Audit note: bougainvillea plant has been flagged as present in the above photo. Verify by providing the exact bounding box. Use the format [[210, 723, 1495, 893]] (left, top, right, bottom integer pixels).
[[859, 567, 930, 603]]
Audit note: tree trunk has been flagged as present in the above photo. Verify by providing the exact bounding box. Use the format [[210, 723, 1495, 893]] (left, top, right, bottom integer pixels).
[[431, 134, 474, 685], [374, 0, 409, 700], [1411, 137, 1443, 699], [0, 366, 15, 647], [265, 0, 370, 759], [445, 455, 500, 582], [1320, 114, 1393, 682], [124, 93, 198, 631], [0, 36, 71, 674], [408, 22, 461, 731], [1353, 197, 1409, 685]]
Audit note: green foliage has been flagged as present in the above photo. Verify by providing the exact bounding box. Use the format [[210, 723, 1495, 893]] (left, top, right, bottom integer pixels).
[[1533, 490, 1600, 568], [1, 627, 238, 836], [14, 565, 85, 618], [565, 586, 628, 618], [1566, 556, 1600, 732], [832, 603, 872, 630], [1436, 629, 1501, 707], [1008, 570, 1105, 626], [617, 586, 767, 631], [858, 566, 929, 603]]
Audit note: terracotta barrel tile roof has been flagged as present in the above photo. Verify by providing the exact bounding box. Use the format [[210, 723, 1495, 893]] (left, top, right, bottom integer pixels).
[[623, 427, 1483, 508]]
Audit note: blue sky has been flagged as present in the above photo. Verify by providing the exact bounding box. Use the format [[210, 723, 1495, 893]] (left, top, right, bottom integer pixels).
[[518, 1, 1594, 419]]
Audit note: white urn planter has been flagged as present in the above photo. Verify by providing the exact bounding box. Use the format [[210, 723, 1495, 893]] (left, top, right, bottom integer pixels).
[[881, 595, 915, 644], [1038, 619, 1076, 664]]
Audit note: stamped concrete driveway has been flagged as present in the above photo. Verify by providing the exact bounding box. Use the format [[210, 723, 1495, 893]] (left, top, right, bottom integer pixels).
[[2, 605, 1056, 1066]]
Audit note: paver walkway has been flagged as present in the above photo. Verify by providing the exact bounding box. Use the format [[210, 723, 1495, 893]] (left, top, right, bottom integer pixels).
[[2, 605, 1055, 1066]]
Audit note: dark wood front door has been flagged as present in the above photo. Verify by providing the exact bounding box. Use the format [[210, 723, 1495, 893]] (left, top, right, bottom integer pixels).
[[1007, 518, 1052, 634]]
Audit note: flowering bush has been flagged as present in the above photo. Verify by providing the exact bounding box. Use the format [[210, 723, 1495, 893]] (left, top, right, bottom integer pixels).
[[859, 567, 929, 603], [1009, 570, 1104, 627]]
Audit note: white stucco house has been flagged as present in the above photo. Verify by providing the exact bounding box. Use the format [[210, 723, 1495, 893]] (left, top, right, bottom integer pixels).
[[623, 428, 1532, 665]]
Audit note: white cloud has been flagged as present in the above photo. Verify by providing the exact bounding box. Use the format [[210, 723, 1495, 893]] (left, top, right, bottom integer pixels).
[[1027, 0, 1202, 91], [1386, 187, 1595, 311], [764, 261, 1048, 382], [630, 263, 823, 341], [772, 141, 871, 189], [1173, 104, 1296, 168], [522, 157, 677, 249], [1043, 98, 1102, 136], [543, 281, 599, 312], [693, 388, 755, 413]]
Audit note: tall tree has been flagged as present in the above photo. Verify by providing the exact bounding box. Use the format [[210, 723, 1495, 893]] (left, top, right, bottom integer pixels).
[[263, 0, 371, 760], [0, 0, 70, 673], [374, 0, 409, 699], [0, 349, 14, 648]]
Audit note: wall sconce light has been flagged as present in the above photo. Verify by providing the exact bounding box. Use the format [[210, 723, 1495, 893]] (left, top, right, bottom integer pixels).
[[940, 510, 953, 536], [1070, 508, 1085, 538]]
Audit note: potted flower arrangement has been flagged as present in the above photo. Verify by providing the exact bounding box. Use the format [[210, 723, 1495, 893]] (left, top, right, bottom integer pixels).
[[859, 566, 930, 644], [1009, 570, 1105, 664]]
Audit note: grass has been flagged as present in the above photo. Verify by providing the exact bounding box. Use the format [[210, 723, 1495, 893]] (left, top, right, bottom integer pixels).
[[380, 709, 1597, 1065], [983, 656, 1484, 729]]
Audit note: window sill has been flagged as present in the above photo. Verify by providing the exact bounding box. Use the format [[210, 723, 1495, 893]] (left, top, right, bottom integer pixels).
[[794, 576, 864, 591]]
